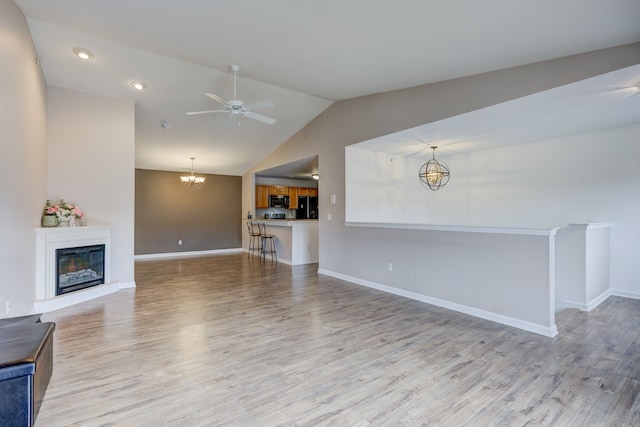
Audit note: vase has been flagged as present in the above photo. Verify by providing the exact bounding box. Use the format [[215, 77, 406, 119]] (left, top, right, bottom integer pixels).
[[58, 219, 70, 227], [42, 215, 58, 227]]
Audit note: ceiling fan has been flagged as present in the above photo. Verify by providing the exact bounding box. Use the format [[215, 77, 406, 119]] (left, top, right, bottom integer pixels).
[[187, 65, 276, 126]]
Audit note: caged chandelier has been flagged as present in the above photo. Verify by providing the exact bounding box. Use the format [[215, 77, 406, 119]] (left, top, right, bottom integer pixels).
[[180, 157, 206, 188], [419, 146, 450, 191]]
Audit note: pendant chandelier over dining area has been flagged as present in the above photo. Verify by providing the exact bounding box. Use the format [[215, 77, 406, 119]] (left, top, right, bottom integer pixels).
[[180, 157, 205, 188], [419, 146, 450, 191]]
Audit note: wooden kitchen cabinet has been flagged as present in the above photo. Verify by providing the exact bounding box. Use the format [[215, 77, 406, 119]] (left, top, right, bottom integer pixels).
[[258, 185, 316, 210], [297, 187, 317, 197], [286, 187, 318, 209], [288, 187, 299, 209], [269, 185, 289, 196], [255, 185, 269, 209]]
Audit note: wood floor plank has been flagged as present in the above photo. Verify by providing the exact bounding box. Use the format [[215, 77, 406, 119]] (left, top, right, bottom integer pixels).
[[34, 254, 640, 426]]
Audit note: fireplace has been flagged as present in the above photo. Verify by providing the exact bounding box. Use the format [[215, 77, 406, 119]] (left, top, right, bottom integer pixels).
[[35, 224, 125, 313], [56, 244, 105, 295]]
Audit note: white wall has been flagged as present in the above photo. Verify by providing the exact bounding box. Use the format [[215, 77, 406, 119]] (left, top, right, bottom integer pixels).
[[347, 125, 640, 293], [345, 147, 428, 223], [47, 86, 136, 288], [586, 226, 611, 301], [555, 225, 588, 307], [429, 126, 640, 292], [0, 4, 135, 317], [555, 223, 612, 310], [0, 1, 48, 317]]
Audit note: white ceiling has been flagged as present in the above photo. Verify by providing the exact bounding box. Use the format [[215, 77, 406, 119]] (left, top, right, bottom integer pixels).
[[14, 0, 640, 176]]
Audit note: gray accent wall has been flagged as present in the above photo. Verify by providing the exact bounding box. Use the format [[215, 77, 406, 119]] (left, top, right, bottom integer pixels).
[[135, 169, 242, 255]]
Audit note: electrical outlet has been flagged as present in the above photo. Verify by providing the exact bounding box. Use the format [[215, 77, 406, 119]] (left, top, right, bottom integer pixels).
[[387, 263, 393, 272], [327, 213, 332, 221], [5, 300, 10, 314], [178, 239, 183, 246]]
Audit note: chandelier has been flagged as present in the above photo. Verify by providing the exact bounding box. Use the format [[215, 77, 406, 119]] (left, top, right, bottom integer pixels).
[[180, 157, 205, 188], [419, 146, 450, 191]]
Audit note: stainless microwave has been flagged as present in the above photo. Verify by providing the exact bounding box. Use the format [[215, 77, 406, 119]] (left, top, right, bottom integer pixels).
[[269, 195, 289, 208]]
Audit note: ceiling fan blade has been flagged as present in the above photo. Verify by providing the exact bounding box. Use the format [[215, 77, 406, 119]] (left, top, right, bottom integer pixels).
[[244, 100, 274, 110], [186, 109, 227, 115], [206, 93, 230, 106], [243, 111, 276, 125]]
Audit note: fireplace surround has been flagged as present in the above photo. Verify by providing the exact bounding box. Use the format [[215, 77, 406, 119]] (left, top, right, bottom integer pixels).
[[35, 224, 114, 312]]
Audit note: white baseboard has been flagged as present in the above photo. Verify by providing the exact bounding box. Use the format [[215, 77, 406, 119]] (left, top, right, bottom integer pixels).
[[317, 269, 558, 338], [118, 281, 137, 289], [135, 248, 242, 261], [560, 289, 613, 312], [611, 288, 640, 300], [32, 281, 131, 314], [559, 299, 589, 311], [559, 288, 640, 312]]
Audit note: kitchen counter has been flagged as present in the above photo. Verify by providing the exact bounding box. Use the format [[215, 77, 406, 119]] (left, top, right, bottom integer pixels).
[[245, 219, 318, 265], [259, 219, 318, 225]]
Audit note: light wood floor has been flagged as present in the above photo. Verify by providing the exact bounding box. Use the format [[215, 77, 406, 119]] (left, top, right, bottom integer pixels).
[[37, 254, 640, 426]]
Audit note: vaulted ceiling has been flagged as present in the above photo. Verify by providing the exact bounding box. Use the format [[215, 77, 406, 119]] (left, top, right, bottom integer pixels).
[[14, 0, 640, 176]]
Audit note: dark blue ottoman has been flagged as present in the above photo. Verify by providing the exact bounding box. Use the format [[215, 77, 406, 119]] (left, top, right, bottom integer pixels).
[[0, 318, 55, 427]]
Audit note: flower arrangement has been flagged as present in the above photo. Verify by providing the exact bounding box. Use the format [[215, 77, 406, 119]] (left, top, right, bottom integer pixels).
[[44, 199, 84, 225]]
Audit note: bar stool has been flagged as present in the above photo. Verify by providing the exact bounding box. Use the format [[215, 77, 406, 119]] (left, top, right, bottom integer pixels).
[[258, 222, 277, 262], [247, 221, 262, 257]]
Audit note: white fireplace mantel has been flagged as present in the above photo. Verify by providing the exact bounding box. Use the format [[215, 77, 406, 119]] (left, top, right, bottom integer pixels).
[[34, 223, 129, 313]]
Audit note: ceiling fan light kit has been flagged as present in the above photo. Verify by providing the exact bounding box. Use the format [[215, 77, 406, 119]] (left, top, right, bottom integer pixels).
[[187, 65, 276, 125]]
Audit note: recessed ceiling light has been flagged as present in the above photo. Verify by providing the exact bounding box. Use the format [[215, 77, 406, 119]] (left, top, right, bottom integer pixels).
[[130, 81, 148, 91], [72, 47, 94, 60]]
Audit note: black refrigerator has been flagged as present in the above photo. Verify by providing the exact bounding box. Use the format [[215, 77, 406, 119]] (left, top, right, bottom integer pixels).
[[296, 196, 318, 219]]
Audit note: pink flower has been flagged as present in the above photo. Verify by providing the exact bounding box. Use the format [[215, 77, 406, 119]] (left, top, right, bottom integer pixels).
[[44, 199, 84, 221]]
